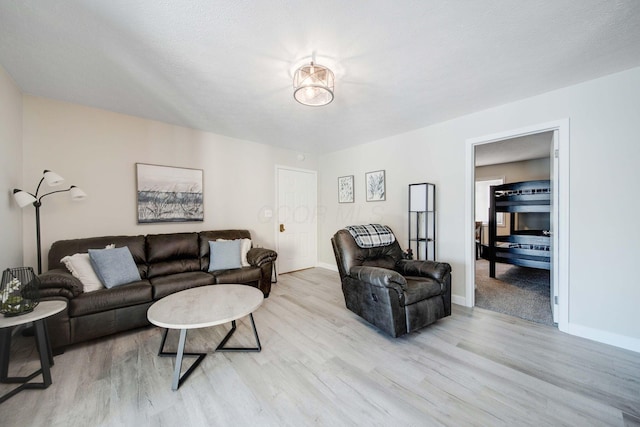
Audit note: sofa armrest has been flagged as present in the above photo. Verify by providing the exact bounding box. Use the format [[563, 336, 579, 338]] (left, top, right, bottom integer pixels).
[[38, 268, 83, 299], [350, 266, 407, 295], [247, 247, 277, 267], [395, 259, 451, 282]]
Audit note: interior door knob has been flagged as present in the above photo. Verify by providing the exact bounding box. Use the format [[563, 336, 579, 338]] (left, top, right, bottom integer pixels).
[[280, 224, 285, 232]]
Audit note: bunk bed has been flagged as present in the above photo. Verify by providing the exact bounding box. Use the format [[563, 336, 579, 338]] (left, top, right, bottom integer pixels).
[[486, 180, 551, 278]]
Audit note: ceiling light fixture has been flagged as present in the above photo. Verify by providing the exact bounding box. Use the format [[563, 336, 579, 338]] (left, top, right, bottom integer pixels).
[[293, 61, 334, 107]]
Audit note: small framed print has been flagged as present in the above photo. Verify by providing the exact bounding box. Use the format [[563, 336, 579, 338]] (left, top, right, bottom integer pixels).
[[365, 170, 386, 202], [338, 175, 354, 203]]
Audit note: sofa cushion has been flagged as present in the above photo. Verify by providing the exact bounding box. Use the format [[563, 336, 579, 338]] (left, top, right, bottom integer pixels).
[[61, 253, 104, 292], [146, 233, 200, 278], [150, 271, 215, 300], [89, 247, 142, 288], [199, 230, 251, 271], [68, 280, 152, 317], [212, 266, 261, 285], [208, 240, 243, 271], [216, 238, 252, 267], [147, 259, 201, 279], [239, 238, 251, 267], [403, 276, 443, 305]]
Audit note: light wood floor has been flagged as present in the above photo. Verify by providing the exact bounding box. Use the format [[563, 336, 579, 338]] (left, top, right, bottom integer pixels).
[[2, 268, 639, 426]]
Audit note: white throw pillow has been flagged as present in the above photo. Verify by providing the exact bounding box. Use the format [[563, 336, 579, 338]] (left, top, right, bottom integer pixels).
[[239, 238, 251, 267], [61, 253, 105, 293]]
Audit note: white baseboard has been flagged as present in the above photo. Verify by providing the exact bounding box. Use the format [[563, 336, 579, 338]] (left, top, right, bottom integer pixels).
[[566, 323, 640, 353], [451, 294, 467, 306], [317, 262, 338, 272]]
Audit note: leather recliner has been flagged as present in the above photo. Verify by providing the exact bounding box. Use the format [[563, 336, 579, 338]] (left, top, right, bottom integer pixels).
[[331, 227, 452, 337]]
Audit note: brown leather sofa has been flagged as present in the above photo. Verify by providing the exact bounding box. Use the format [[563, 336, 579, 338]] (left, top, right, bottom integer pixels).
[[38, 230, 277, 352]]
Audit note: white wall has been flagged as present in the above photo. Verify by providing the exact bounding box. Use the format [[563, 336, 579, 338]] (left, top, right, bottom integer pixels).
[[318, 66, 640, 350], [0, 65, 24, 269], [22, 96, 316, 271], [13, 66, 640, 350]]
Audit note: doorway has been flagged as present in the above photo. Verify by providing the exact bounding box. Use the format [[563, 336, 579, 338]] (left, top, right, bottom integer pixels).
[[474, 133, 553, 325], [275, 166, 317, 274], [465, 120, 570, 332]]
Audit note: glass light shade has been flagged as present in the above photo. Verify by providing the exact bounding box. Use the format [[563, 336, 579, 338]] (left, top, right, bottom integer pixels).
[[43, 170, 64, 186], [12, 189, 37, 208], [69, 186, 87, 201], [293, 62, 334, 106]]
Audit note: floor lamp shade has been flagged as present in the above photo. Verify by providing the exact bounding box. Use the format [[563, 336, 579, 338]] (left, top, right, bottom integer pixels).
[[69, 186, 87, 201], [11, 170, 86, 274], [12, 190, 37, 208], [43, 170, 64, 186]]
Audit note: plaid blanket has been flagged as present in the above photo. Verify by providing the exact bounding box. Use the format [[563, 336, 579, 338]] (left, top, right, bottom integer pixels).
[[345, 224, 396, 248]]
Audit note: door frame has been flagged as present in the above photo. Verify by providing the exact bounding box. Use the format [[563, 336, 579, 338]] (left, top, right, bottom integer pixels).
[[464, 119, 570, 332], [274, 165, 318, 274]]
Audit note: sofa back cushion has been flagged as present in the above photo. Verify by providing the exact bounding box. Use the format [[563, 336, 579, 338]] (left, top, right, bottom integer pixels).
[[48, 235, 147, 278], [331, 229, 403, 279], [146, 232, 200, 278], [199, 230, 251, 271]]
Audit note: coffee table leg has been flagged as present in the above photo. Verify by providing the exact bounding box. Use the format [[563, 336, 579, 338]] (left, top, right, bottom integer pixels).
[[157, 328, 206, 391], [216, 313, 261, 352], [172, 329, 187, 391]]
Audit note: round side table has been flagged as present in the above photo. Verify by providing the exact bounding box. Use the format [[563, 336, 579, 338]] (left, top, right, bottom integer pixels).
[[0, 300, 67, 404]]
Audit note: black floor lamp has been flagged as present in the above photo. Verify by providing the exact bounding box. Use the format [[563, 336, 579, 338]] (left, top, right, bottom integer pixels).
[[13, 170, 87, 274]]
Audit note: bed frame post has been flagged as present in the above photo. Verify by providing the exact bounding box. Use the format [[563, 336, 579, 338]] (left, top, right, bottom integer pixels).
[[489, 184, 497, 278]]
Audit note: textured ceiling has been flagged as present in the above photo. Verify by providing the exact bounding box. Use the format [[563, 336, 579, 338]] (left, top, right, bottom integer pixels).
[[1, 1, 640, 154]]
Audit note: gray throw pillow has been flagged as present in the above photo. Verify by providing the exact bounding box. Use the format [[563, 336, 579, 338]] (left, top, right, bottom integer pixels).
[[208, 240, 242, 271], [88, 246, 141, 288]]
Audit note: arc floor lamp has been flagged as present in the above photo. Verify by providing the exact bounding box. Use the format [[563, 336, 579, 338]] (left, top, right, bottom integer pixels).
[[13, 170, 87, 274]]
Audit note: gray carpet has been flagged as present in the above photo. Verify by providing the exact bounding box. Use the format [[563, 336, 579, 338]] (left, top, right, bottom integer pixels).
[[475, 259, 554, 326]]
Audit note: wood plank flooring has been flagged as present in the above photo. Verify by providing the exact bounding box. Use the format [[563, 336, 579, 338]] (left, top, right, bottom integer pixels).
[[1, 267, 639, 426]]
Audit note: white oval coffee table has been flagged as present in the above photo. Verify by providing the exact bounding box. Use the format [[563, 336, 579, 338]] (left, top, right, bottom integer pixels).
[[147, 284, 264, 390]]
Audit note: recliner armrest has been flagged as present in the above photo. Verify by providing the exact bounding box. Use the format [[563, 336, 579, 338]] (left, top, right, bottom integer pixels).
[[247, 247, 277, 267], [350, 266, 407, 294], [395, 259, 451, 282], [38, 268, 83, 299]]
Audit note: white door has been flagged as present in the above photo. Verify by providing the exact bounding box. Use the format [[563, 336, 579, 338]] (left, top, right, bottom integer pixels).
[[550, 130, 560, 323], [276, 167, 317, 273]]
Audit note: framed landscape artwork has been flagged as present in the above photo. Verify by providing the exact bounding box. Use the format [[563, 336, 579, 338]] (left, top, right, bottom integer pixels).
[[366, 170, 386, 202], [136, 163, 204, 223], [338, 175, 354, 203]]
